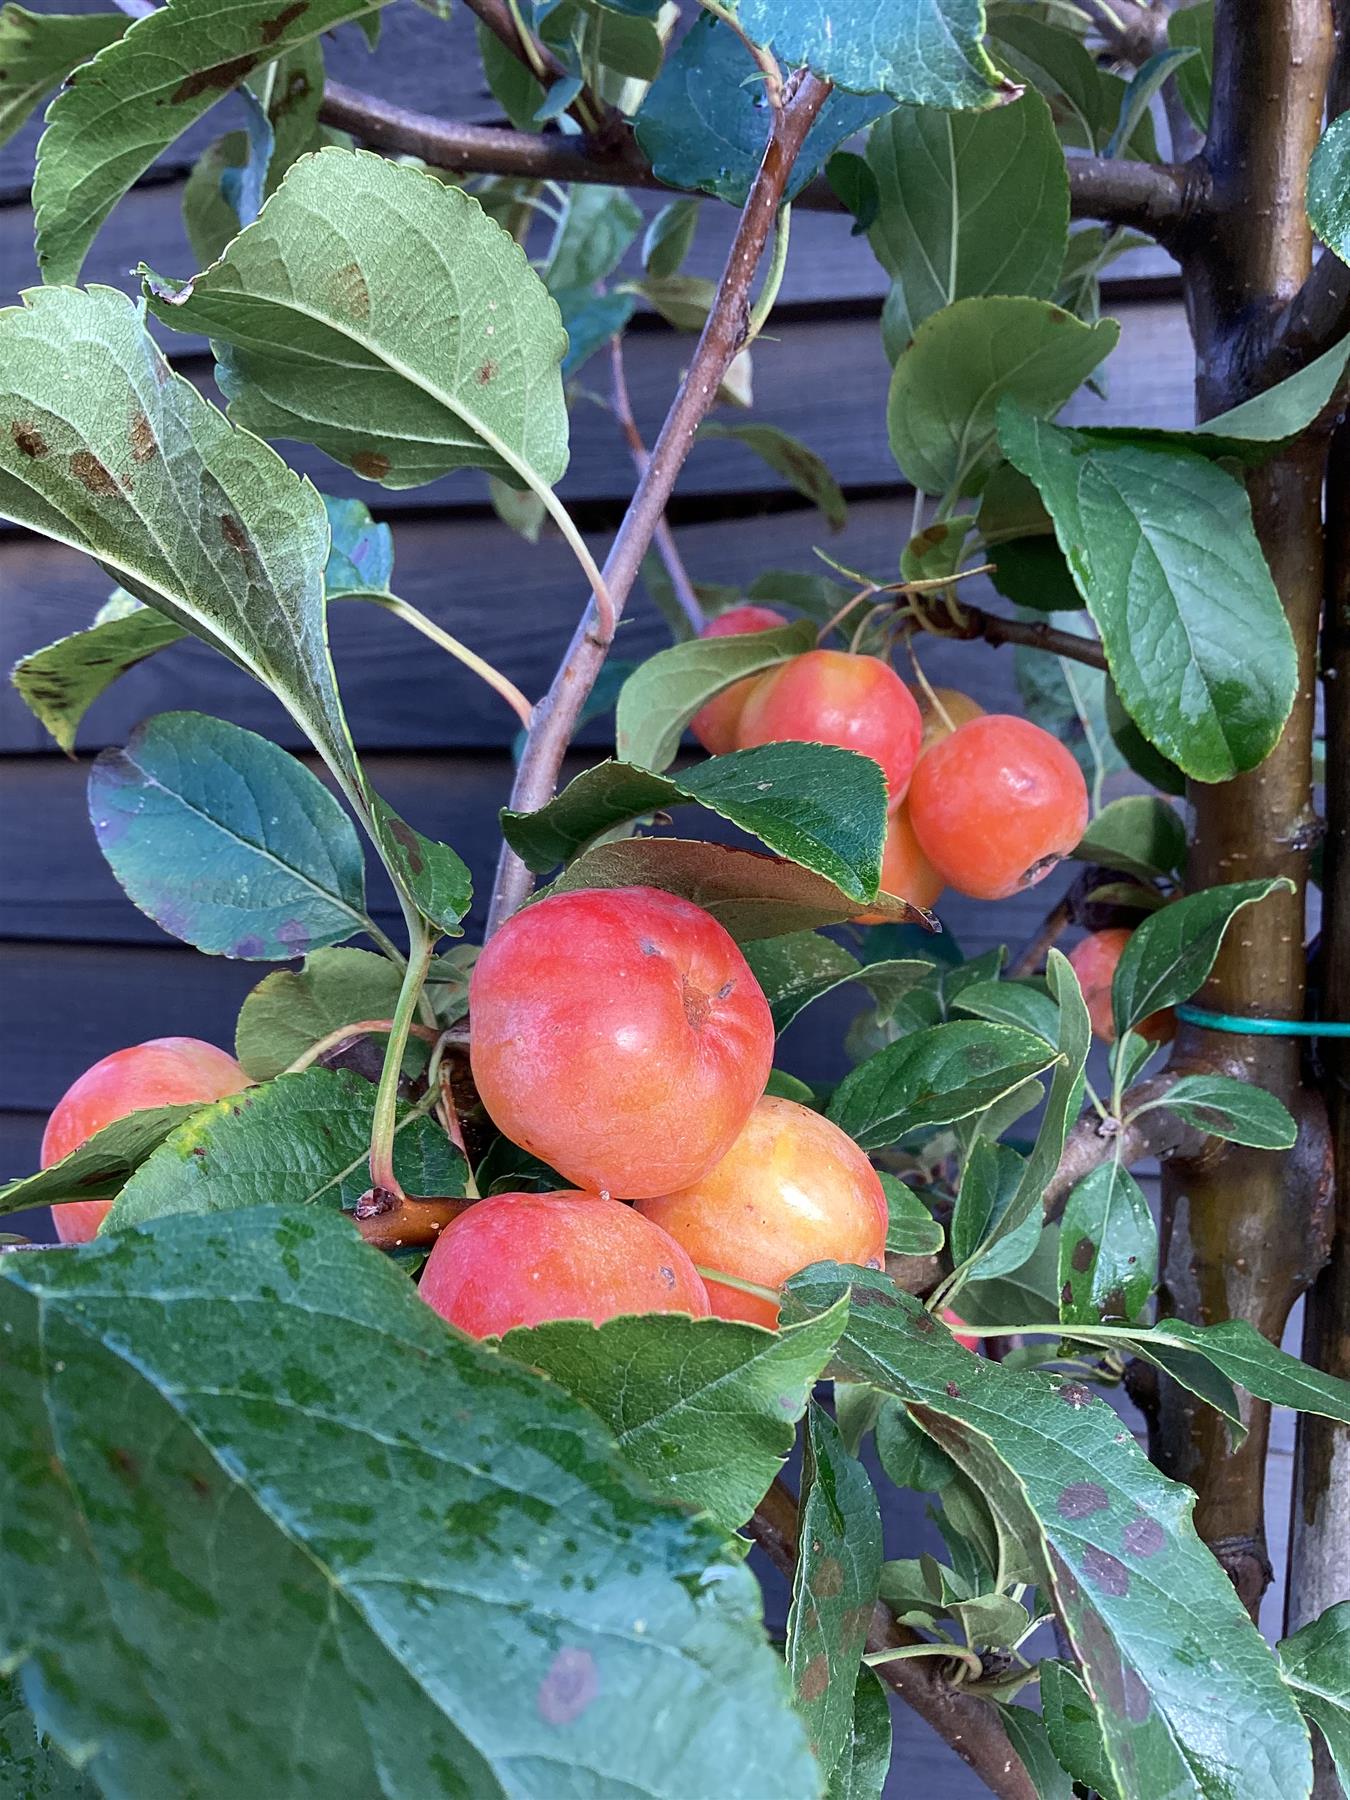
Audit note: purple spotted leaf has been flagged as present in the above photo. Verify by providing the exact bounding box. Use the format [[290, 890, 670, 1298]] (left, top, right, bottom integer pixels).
[[1058, 1161, 1156, 1327], [787, 1402, 883, 1783], [90, 711, 369, 961], [0, 1208, 820, 1797], [783, 1266, 1313, 1800]]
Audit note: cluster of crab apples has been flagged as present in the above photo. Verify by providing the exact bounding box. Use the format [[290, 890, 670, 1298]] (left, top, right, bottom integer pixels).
[[36, 635, 1157, 1336], [692, 607, 1090, 905]]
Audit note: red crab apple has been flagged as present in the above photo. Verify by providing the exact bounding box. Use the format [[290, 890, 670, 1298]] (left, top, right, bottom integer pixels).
[[636, 1095, 889, 1328], [689, 605, 787, 754], [735, 648, 923, 806], [908, 714, 1089, 901], [418, 1190, 710, 1337], [40, 1037, 251, 1243], [916, 685, 985, 754], [1068, 928, 1176, 1045], [859, 802, 944, 919], [469, 886, 774, 1198], [941, 1307, 981, 1354]]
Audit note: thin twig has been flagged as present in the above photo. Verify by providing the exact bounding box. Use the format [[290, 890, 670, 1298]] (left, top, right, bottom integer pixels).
[[460, 0, 606, 137], [608, 335, 704, 634], [1008, 897, 1074, 978], [909, 595, 1110, 671], [367, 595, 534, 728], [486, 72, 835, 933], [1041, 1075, 1204, 1224]]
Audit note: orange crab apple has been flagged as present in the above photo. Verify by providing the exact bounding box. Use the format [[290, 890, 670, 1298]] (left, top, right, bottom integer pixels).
[[736, 648, 923, 806], [40, 1037, 252, 1244], [688, 605, 787, 754], [916, 686, 985, 754], [860, 803, 944, 919], [636, 1096, 888, 1328], [469, 886, 773, 1198], [907, 714, 1088, 901], [418, 1190, 710, 1337], [1068, 928, 1176, 1045]]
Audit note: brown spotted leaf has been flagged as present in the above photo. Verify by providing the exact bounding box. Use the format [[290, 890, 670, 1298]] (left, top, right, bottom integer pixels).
[[787, 1402, 883, 1782], [784, 1267, 1313, 1800], [0, 1209, 819, 1797], [33, 0, 387, 286]]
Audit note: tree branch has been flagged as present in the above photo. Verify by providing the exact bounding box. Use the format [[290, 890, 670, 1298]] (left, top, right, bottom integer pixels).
[[1065, 154, 1194, 238], [912, 597, 1110, 671], [1041, 1075, 1206, 1225], [749, 1480, 1037, 1800], [608, 334, 704, 635], [485, 72, 834, 933]]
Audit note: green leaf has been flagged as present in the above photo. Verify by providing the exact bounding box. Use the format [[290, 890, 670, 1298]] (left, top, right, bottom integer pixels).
[[1145, 1317, 1350, 1427], [865, 88, 1068, 346], [783, 1266, 1315, 1800], [501, 1299, 847, 1533], [1167, 1, 1213, 131], [146, 147, 569, 498], [900, 514, 978, 583], [10, 599, 186, 754], [953, 977, 1061, 1044], [743, 931, 933, 1034], [642, 198, 701, 278], [34, 0, 384, 286], [787, 1403, 883, 1781], [740, 0, 1011, 108], [998, 1706, 1074, 1800], [698, 425, 847, 531], [958, 1221, 1062, 1332], [322, 492, 393, 595], [889, 300, 1118, 497], [0, 5, 124, 150], [0, 1105, 213, 1219], [616, 620, 816, 770], [89, 711, 369, 961], [504, 744, 889, 903], [998, 406, 1299, 782], [951, 1139, 1042, 1280], [827, 1020, 1059, 1152], [1073, 795, 1186, 883], [1278, 1603, 1350, 1791], [477, 18, 545, 128], [105, 1067, 466, 1228], [636, 273, 717, 331], [0, 1209, 819, 1799], [234, 946, 404, 1080], [1104, 47, 1195, 160], [1308, 111, 1350, 261], [1111, 878, 1291, 1037], [880, 1174, 945, 1257], [824, 1667, 892, 1800], [546, 837, 926, 939], [875, 1401, 955, 1492], [1151, 1074, 1298, 1149], [545, 183, 643, 294], [1058, 1161, 1156, 1326], [1193, 333, 1350, 448], [1013, 625, 1121, 801], [988, 14, 1157, 159], [633, 16, 892, 207], [0, 1674, 95, 1799], [825, 149, 880, 234], [1040, 1658, 1122, 1800], [1105, 677, 1187, 796]]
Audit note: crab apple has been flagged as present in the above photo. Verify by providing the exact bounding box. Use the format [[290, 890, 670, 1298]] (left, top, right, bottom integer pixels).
[[635, 1096, 888, 1329], [907, 713, 1088, 901], [941, 1307, 981, 1354], [469, 886, 773, 1199], [418, 1190, 710, 1337], [41, 1037, 251, 1244], [917, 686, 985, 754], [736, 649, 923, 806], [1068, 928, 1176, 1045], [860, 803, 944, 920], [689, 605, 787, 755]]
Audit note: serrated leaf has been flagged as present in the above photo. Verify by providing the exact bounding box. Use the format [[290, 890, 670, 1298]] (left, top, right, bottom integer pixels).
[[699, 425, 847, 530], [998, 406, 1298, 782], [1040, 1658, 1122, 1800], [1111, 878, 1291, 1036], [0, 1209, 819, 1799], [783, 1265, 1315, 1800], [90, 711, 369, 960], [501, 1298, 847, 1532], [1167, 1, 1213, 131], [788, 1403, 883, 1780], [546, 838, 925, 938], [504, 744, 889, 902], [1058, 1160, 1156, 1326], [1151, 1074, 1297, 1149], [1073, 795, 1186, 883], [953, 977, 1060, 1043], [1308, 111, 1350, 261], [741, 0, 1010, 107], [824, 1666, 891, 1800], [743, 932, 933, 1034], [0, 5, 124, 150], [889, 299, 1118, 497], [146, 148, 569, 497], [879, 1174, 944, 1257], [865, 88, 1068, 346], [1278, 1603, 1350, 1791], [0, 1104, 210, 1219], [34, 0, 385, 286], [633, 16, 891, 206], [828, 1020, 1059, 1152], [616, 620, 816, 770], [105, 1067, 465, 1228], [234, 946, 405, 1080], [0, 1674, 95, 1799]]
